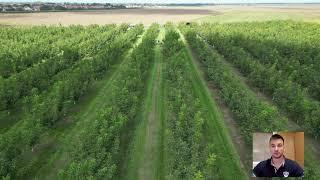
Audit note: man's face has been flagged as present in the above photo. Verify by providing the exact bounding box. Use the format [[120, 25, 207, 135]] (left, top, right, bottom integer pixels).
[[269, 139, 284, 159]]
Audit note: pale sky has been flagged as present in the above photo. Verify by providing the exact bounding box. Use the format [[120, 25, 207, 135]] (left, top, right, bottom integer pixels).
[[0, 0, 319, 3]]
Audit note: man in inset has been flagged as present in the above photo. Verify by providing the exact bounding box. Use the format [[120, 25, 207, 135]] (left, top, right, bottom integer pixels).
[[253, 134, 303, 177]]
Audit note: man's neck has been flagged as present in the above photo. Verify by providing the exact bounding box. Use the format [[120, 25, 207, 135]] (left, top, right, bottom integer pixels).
[[272, 155, 285, 168]]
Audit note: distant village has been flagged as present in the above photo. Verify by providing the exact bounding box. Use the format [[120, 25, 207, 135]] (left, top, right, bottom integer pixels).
[[0, 3, 142, 12], [0, 2, 317, 13]]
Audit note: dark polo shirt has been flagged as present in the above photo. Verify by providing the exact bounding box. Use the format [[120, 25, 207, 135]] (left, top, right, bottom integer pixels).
[[253, 157, 304, 177]]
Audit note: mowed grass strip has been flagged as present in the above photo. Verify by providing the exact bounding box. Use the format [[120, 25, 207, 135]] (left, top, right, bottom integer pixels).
[[159, 24, 247, 179], [124, 26, 163, 180]]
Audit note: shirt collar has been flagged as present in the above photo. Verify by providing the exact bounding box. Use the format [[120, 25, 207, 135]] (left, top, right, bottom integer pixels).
[[270, 155, 285, 168]]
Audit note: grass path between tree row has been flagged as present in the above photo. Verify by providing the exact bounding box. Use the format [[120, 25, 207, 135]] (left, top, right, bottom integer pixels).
[[124, 27, 165, 180], [31, 31, 146, 180], [178, 28, 248, 179]]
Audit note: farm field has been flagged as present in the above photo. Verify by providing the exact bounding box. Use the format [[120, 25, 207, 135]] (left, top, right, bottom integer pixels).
[[1, 4, 320, 180], [1, 4, 320, 26], [0, 8, 216, 26]]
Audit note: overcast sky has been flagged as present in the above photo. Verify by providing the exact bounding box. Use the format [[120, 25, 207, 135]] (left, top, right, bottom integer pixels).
[[0, 0, 319, 3]]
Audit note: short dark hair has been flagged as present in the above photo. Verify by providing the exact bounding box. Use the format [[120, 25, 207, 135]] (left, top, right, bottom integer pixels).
[[269, 134, 284, 144]]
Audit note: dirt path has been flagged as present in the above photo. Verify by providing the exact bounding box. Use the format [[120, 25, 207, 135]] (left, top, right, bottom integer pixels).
[[120, 28, 164, 180], [137, 46, 162, 180]]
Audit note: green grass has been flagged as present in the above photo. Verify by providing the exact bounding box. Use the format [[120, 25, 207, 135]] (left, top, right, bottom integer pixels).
[[123, 45, 158, 180], [0, 61, 126, 178], [176, 28, 248, 179], [124, 27, 164, 180], [0, 106, 24, 134], [186, 25, 320, 178], [156, 27, 167, 180], [30, 34, 146, 179], [188, 56, 247, 178], [2, 27, 150, 180], [31, 54, 130, 179], [184, 47, 247, 178], [305, 148, 320, 179]]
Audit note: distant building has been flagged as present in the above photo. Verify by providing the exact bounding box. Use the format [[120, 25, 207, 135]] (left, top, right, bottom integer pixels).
[[23, 6, 32, 11], [0, 2, 128, 12], [33, 6, 40, 11], [125, 4, 141, 8]]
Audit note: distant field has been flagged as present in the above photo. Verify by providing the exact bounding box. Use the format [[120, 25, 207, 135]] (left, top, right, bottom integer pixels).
[[195, 4, 320, 23], [0, 8, 217, 26], [1, 4, 320, 26]]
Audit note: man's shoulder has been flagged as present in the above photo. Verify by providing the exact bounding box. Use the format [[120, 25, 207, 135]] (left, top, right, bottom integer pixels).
[[255, 159, 270, 168], [285, 158, 298, 164], [284, 158, 304, 177], [253, 158, 271, 176], [285, 158, 303, 169]]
